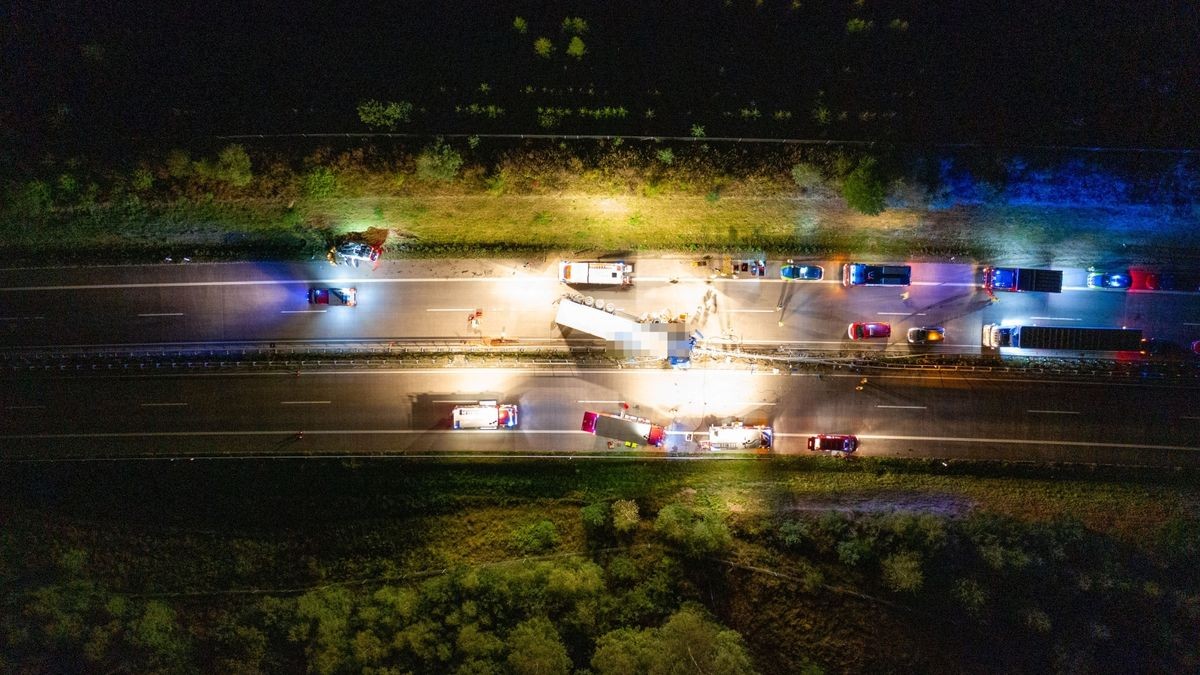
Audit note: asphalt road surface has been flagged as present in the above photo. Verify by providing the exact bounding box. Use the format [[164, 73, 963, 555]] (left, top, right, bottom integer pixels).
[[2, 258, 1198, 352], [3, 367, 1198, 464]]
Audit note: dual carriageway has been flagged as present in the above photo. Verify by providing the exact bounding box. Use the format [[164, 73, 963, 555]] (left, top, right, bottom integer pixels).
[[1, 257, 1198, 462]]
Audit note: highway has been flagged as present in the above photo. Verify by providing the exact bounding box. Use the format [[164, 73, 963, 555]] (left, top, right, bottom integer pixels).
[[2, 258, 1198, 351], [2, 367, 1198, 464], [2, 256, 1198, 465]]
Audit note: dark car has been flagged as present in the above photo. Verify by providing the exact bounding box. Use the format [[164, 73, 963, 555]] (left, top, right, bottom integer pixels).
[[1137, 272, 1176, 291], [1086, 271, 1131, 289], [808, 434, 859, 454], [848, 322, 891, 340], [1139, 338, 1192, 361], [907, 326, 946, 344], [1192, 340, 1200, 356], [843, 263, 911, 287], [781, 260, 824, 281], [308, 287, 357, 307]]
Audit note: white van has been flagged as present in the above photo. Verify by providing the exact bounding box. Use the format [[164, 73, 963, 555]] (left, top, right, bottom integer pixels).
[[452, 401, 519, 430]]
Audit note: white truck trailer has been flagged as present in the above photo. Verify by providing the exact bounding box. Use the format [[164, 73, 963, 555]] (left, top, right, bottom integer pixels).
[[558, 261, 634, 287], [554, 296, 693, 366]]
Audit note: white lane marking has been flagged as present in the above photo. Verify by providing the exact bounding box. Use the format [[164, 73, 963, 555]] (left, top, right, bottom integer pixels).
[[0, 316, 45, 320], [0, 278, 558, 292], [877, 312, 926, 316], [433, 399, 481, 403], [4, 430, 1196, 452], [281, 309, 326, 314], [281, 400, 331, 405], [6, 405, 46, 410], [1181, 416, 1200, 420], [876, 405, 927, 409], [1184, 323, 1200, 326], [137, 312, 184, 317], [577, 400, 623, 403], [140, 402, 188, 407], [1027, 410, 1080, 415], [61, 367, 1200, 391], [1030, 316, 1081, 321], [426, 308, 476, 312], [727, 309, 776, 313]]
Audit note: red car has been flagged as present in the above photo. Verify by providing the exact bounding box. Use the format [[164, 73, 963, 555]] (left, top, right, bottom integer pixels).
[[308, 287, 357, 307], [808, 434, 859, 453], [848, 322, 891, 340]]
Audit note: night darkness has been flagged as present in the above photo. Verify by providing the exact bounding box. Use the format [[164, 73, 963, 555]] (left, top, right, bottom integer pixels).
[[4, 0, 1199, 149]]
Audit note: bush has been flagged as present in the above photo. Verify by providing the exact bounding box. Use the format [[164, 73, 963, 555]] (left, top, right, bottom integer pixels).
[[165, 149, 192, 179], [790, 162, 823, 193], [9, 180, 53, 216], [303, 167, 339, 199], [510, 520, 560, 554], [415, 140, 463, 182], [356, 99, 413, 130], [534, 38, 554, 58], [581, 502, 610, 537], [215, 144, 253, 188], [656, 149, 674, 165], [841, 157, 887, 215], [130, 168, 154, 192], [953, 578, 988, 616], [512, 16, 528, 34], [654, 503, 732, 557], [566, 36, 586, 59], [880, 551, 924, 592], [611, 500, 639, 535]]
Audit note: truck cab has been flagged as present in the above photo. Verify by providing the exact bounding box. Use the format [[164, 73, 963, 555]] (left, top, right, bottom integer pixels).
[[843, 263, 911, 287], [558, 261, 633, 287]]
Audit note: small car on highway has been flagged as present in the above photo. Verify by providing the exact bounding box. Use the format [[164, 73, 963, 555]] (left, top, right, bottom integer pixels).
[[780, 260, 823, 281], [308, 287, 357, 307], [807, 434, 858, 454], [1086, 271, 1131, 289], [848, 322, 891, 340], [1192, 340, 1200, 356], [906, 326, 946, 344]]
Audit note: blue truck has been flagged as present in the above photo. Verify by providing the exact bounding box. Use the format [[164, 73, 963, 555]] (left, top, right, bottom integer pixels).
[[983, 324, 1143, 351], [982, 267, 1063, 293]]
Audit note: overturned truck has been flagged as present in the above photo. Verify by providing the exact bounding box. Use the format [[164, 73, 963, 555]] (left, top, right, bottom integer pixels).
[[554, 295, 694, 366]]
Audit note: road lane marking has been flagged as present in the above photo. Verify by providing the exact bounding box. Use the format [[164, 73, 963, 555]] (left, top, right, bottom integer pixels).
[[426, 308, 476, 312], [1030, 316, 1081, 321], [0, 278, 559, 291], [1182, 416, 1200, 420], [0, 316, 45, 320], [4, 430, 1197, 452], [726, 309, 776, 313], [1027, 410, 1080, 415], [140, 402, 188, 407], [433, 399, 482, 403], [137, 313, 184, 317], [6, 405, 46, 410], [577, 400, 623, 403], [876, 405, 927, 409], [1184, 323, 1200, 326], [281, 400, 331, 405], [876, 312, 927, 316], [281, 310, 326, 314]]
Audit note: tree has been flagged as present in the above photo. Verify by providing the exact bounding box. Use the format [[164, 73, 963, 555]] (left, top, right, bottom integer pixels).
[[566, 36, 587, 59], [533, 37, 554, 58], [415, 140, 464, 182], [512, 16, 528, 34], [841, 157, 887, 215], [612, 500, 639, 534], [591, 606, 757, 675], [561, 17, 589, 34], [506, 617, 571, 675], [357, 99, 413, 130]]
